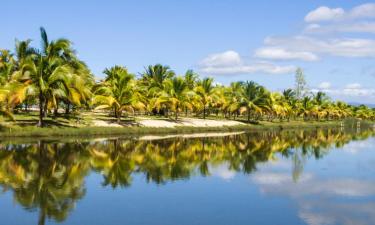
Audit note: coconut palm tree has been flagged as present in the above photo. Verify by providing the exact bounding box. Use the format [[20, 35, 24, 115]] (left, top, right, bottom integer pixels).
[[94, 66, 144, 122], [0, 50, 16, 85], [141, 64, 175, 92], [298, 96, 317, 120], [240, 81, 270, 122], [13, 27, 87, 126], [194, 77, 217, 119], [163, 76, 193, 120]]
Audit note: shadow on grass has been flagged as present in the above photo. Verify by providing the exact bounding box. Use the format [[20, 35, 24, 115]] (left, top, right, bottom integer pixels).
[[97, 118, 140, 126], [235, 119, 260, 125]]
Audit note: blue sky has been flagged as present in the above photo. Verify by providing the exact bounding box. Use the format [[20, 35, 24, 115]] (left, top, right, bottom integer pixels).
[[2, 0, 375, 103]]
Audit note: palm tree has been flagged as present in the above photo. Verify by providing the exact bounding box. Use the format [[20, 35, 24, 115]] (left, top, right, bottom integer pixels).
[[163, 76, 192, 120], [298, 96, 317, 120], [14, 27, 86, 127], [141, 64, 175, 91], [240, 81, 270, 122], [0, 50, 16, 85], [94, 66, 144, 122], [141, 64, 175, 116], [184, 70, 198, 90], [224, 82, 243, 119], [194, 77, 217, 119], [282, 89, 297, 120]]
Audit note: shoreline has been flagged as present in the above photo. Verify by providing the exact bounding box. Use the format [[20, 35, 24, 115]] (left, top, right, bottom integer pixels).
[[0, 120, 365, 139]]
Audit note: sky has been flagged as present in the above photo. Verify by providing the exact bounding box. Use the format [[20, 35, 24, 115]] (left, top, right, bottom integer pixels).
[[1, 0, 375, 104]]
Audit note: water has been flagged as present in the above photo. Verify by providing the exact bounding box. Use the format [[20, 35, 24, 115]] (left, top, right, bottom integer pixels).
[[0, 129, 374, 225]]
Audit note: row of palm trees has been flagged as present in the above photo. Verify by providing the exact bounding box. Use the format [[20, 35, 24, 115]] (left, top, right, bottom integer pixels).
[[1, 28, 374, 126]]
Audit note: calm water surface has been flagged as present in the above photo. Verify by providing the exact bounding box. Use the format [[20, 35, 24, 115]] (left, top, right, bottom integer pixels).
[[0, 129, 375, 225]]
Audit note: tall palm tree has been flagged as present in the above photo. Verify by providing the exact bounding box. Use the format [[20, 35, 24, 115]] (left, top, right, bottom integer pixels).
[[14, 27, 89, 126]]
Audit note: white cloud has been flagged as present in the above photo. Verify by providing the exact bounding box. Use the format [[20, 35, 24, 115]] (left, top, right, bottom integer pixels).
[[199, 50, 296, 75], [199, 50, 242, 67], [254, 47, 319, 61], [264, 36, 375, 58], [305, 22, 375, 34], [312, 83, 375, 98], [318, 82, 331, 89], [345, 83, 361, 89], [304, 4, 375, 34], [305, 6, 345, 22], [350, 3, 375, 19], [305, 3, 375, 23]]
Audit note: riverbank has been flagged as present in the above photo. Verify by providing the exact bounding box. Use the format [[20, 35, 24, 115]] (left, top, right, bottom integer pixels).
[[0, 117, 364, 138]]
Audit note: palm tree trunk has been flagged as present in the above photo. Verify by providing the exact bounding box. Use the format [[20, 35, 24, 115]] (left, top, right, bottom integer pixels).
[[65, 102, 70, 115], [203, 106, 206, 119], [54, 102, 59, 117], [38, 93, 44, 127], [247, 107, 250, 122], [24, 100, 28, 112]]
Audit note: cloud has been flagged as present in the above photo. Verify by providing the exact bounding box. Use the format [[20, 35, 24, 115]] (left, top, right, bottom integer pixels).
[[318, 82, 331, 89], [305, 22, 375, 34], [305, 6, 345, 22], [305, 3, 375, 23], [199, 50, 296, 75], [350, 3, 375, 19], [304, 4, 375, 34], [200, 50, 242, 67], [254, 47, 319, 61], [312, 82, 375, 99], [345, 83, 361, 89], [264, 36, 375, 58]]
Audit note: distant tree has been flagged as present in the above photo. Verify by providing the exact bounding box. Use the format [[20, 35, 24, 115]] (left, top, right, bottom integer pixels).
[[295, 68, 307, 99]]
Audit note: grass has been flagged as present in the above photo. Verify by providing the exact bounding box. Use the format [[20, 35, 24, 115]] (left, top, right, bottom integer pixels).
[[0, 111, 371, 138]]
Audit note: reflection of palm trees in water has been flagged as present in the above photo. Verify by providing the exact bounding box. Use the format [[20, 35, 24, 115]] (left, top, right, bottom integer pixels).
[[0, 128, 374, 224], [0, 141, 90, 225]]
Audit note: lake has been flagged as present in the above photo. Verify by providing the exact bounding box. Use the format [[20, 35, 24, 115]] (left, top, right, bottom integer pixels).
[[0, 128, 375, 225]]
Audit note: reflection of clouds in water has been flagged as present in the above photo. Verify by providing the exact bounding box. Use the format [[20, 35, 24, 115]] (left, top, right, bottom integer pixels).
[[251, 172, 375, 225], [253, 172, 312, 185], [210, 164, 236, 181], [299, 202, 375, 225], [252, 172, 375, 197], [258, 157, 291, 170], [341, 141, 372, 154]]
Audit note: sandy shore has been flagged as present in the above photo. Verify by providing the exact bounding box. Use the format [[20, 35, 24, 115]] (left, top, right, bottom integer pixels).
[[92, 117, 245, 128]]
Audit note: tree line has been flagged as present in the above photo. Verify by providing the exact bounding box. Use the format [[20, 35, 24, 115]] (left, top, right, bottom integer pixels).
[[0, 28, 374, 127]]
